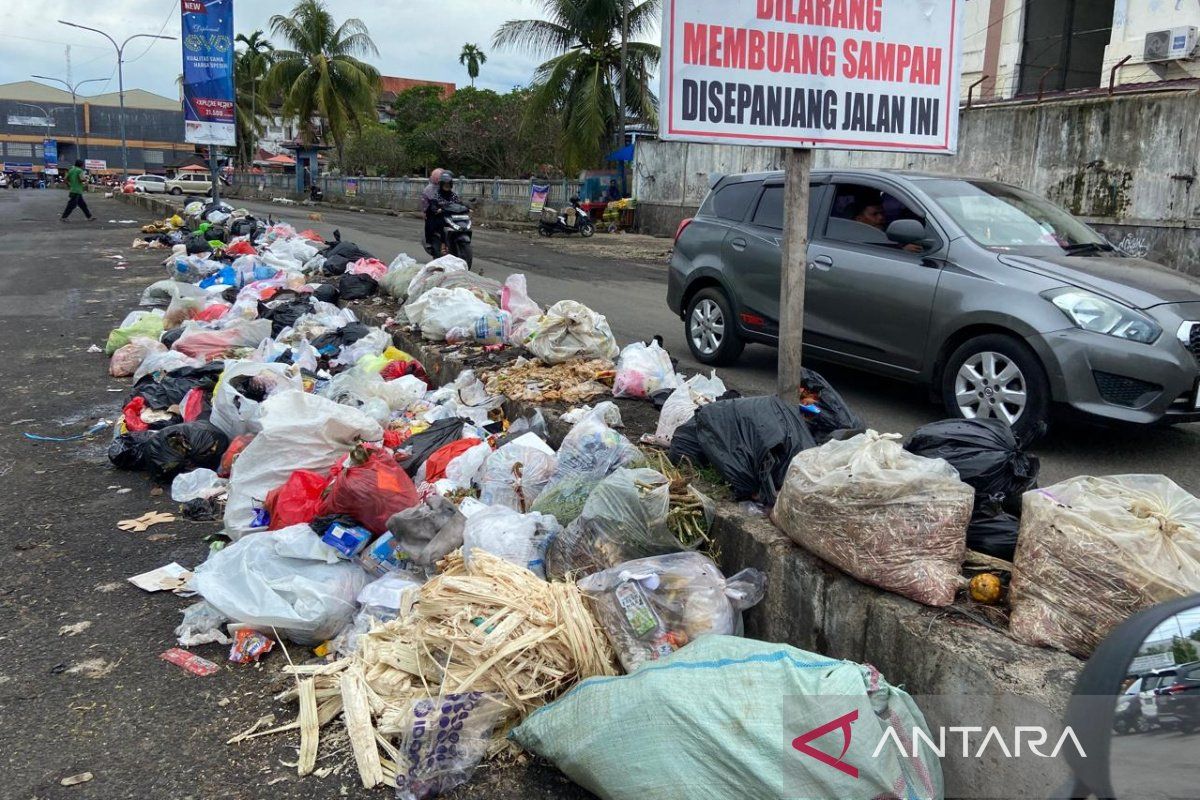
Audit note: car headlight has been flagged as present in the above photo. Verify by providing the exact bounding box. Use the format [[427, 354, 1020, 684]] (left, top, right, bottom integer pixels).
[[1044, 289, 1161, 344]]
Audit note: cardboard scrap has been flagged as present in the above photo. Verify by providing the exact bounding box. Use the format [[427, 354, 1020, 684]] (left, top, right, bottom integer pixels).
[[128, 562, 193, 593]]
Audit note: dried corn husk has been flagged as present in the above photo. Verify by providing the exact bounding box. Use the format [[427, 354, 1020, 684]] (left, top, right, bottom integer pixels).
[[241, 548, 616, 788], [479, 357, 614, 404]]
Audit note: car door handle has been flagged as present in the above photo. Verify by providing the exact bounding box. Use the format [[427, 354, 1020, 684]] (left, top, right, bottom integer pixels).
[[730, 237, 748, 252], [808, 255, 833, 271]]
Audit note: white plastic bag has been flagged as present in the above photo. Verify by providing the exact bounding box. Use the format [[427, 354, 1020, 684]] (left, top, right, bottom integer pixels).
[[224, 391, 384, 540], [210, 360, 303, 439], [562, 401, 623, 428], [501, 273, 542, 327], [613, 341, 679, 399], [642, 372, 727, 447], [140, 279, 208, 307], [406, 254, 469, 303], [133, 350, 203, 383], [462, 505, 558, 579], [443, 441, 493, 489], [380, 253, 422, 299], [406, 287, 495, 341], [193, 524, 372, 644], [170, 468, 228, 502], [526, 301, 620, 364]]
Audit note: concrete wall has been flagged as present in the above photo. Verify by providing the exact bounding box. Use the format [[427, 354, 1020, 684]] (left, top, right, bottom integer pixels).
[[635, 89, 1200, 273]]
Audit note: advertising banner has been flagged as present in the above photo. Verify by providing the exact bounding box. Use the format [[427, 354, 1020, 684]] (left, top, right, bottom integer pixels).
[[84, 159, 107, 171], [43, 139, 58, 167], [529, 182, 551, 214], [181, 0, 237, 146], [659, 0, 964, 153]]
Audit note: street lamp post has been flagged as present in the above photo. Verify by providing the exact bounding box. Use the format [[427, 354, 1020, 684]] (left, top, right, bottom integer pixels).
[[57, 20, 175, 180], [15, 103, 69, 182], [31, 75, 109, 162]]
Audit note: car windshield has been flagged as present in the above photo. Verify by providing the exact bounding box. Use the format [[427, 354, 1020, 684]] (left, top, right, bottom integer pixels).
[[921, 179, 1110, 254]]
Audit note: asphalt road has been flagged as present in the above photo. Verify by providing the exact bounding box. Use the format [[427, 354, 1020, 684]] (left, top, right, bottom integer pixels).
[[226, 194, 1200, 493]]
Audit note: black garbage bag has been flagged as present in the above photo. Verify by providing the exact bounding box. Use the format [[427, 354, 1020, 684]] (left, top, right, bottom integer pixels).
[[322, 232, 374, 276], [800, 368, 865, 445], [312, 283, 340, 304], [905, 418, 1039, 513], [690, 396, 816, 504], [206, 224, 228, 243], [228, 216, 259, 238], [143, 421, 230, 482], [259, 296, 314, 337], [160, 326, 186, 348], [108, 430, 155, 470], [967, 500, 1020, 561], [185, 233, 212, 254], [338, 273, 378, 301], [667, 418, 706, 466], [397, 418, 466, 477], [310, 322, 372, 356], [130, 363, 225, 410]]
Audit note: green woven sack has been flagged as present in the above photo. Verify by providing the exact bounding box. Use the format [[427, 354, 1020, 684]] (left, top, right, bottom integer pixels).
[[511, 636, 943, 800]]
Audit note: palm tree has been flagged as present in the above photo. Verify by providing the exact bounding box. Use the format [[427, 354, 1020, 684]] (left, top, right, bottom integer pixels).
[[494, 0, 659, 171], [234, 30, 273, 166], [265, 0, 381, 163], [459, 44, 487, 87]]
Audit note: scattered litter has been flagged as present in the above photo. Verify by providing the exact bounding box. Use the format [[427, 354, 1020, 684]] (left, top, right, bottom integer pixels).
[[161, 647, 220, 676], [58, 621, 93, 637], [228, 629, 275, 663], [23, 420, 109, 442], [128, 562, 193, 592], [87, 344, 102, 353], [66, 658, 120, 678], [60, 772, 94, 787], [117, 512, 177, 533]]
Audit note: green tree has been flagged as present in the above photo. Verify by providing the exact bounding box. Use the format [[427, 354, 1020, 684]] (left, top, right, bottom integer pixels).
[[233, 30, 274, 166], [339, 122, 409, 176], [390, 85, 452, 173], [459, 44, 487, 87], [266, 0, 381, 163], [494, 0, 659, 171], [1172, 636, 1199, 664], [422, 87, 562, 177]]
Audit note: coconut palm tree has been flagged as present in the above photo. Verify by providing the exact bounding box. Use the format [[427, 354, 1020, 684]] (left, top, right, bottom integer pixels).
[[459, 44, 487, 87], [494, 0, 659, 170], [234, 30, 274, 166], [265, 0, 381, 163]]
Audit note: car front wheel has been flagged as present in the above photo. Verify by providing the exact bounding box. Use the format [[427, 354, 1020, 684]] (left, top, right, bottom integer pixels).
[[941, 333, 1049, 439], [170, 187, 182, 195], [685, 287, 744, 366]]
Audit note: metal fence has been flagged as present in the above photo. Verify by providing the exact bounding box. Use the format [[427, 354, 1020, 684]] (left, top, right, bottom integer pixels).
[[230, 172, 583, 207]]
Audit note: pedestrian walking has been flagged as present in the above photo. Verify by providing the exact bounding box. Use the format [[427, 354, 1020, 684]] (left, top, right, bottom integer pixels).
[[61, 160, 96, 222]]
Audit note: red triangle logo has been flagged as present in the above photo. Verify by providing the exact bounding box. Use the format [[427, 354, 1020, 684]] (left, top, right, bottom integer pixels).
[[791, 709, 860, 779]]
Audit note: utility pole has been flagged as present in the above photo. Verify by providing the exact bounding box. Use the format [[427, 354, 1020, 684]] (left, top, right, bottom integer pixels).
[[31, 75, 108, 162], [58, 21, 175, 179], [777, 148, 812, 399]]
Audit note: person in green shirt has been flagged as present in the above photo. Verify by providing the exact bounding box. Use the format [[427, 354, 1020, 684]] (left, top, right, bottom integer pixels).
[[61, 160, 96, 222]]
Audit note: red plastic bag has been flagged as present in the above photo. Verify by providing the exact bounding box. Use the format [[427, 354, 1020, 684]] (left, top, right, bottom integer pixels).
[[225, 240, 256, 257], [180, 387, 207, 422], [424, 438, 482, 482], [381, 359, 428, 382], [123, 397, 150, 432], [194, 304, 230, 323], [318, 450, 418, 533], [265, 469, 330, 530], [218, 433, 255, 478], [299, 229, 324, 242]]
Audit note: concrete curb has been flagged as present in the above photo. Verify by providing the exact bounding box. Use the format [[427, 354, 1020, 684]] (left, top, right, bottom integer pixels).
[[388, 325, 1084, 798]]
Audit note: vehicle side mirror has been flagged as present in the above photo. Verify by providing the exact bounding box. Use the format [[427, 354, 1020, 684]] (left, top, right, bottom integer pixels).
[[886, 218, 928, 245], [1060, 594, 1200, 799]]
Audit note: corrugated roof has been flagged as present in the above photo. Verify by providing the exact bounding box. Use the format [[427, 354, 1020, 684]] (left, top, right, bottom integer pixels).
[[0, 81, 181, 111], [0, 80, 75, 103], [87, 88, 181, 111]]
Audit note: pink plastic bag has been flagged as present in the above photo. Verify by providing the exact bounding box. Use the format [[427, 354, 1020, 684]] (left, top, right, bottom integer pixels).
[[347, 258, 388, 280]]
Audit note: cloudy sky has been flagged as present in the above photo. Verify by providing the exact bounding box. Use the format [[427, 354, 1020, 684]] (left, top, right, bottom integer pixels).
[[0, 0, 599, 99]]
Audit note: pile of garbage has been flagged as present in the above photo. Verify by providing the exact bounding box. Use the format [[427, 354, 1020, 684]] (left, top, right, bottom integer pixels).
[[99, 205, 793, 796]]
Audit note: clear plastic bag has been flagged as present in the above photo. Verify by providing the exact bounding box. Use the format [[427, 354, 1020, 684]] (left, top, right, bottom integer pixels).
[[462, 505, 559, 578], [479, 443, 558, 512], [331, 571, 423, 656], [613, 341, 680, 399], [532, 410, 640, 526], [393, 693, 507, 800], [132, 350, 203, 384], [773, 430, 973, 607], [545, 468, 678, 579], [193, 524, 371, 645], [579, 552, 767, 672], [210, 361, 303, 439], [643, 372, 727, 447], [170, 467, 228, 502], [379, 253, 422, 299], [561, 400, 623, 428], [140, 278, 209, 308], [173, 318, 273, 361], [525, 300, 620, 365], [501, 273, 542, 328], [175, 600, 230, 647], [109, 336, 167, 378], [1009, 474, 1200, 658]]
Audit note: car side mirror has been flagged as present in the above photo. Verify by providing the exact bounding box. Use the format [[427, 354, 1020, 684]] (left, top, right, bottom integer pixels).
[[886, 218, 928, 245], [1060, 594, 1200, 799]]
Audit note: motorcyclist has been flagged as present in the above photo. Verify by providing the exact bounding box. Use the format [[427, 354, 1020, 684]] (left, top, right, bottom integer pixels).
[[425, 171, 463, 253]]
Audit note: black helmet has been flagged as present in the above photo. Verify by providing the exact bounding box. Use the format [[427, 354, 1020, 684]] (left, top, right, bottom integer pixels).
[[439, 171, 455, 187]]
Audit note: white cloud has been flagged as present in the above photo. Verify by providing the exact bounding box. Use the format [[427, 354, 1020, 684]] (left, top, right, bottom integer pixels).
[[0, 0, 556, 99]]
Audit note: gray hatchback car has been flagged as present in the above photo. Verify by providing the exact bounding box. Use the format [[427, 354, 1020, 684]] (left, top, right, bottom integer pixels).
[[667, 168, 1200, 436]]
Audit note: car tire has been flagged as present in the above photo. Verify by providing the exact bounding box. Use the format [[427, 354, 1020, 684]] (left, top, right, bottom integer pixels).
[[170, 187, 182, 195], [941, 333, 1050, 440], [685, 287, 744, 366]]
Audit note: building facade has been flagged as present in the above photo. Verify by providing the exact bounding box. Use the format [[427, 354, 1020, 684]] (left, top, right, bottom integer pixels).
[[962, 0, 1200, 102], [0, 81, 192, 175]]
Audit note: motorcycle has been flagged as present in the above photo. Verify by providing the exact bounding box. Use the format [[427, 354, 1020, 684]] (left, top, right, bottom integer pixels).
[[423, 200, 474, 268], [539, 197, 595, 238], [308, 184, 324, 202]]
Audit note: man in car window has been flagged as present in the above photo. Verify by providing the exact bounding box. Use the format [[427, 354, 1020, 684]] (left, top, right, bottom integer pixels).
[[854, 201, 887, 230]]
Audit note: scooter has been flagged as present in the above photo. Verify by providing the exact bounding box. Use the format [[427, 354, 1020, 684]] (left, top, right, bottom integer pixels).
[[308, 184, 324, 202], [539, 197, 595, 238], [423, 200, 474, 268]]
